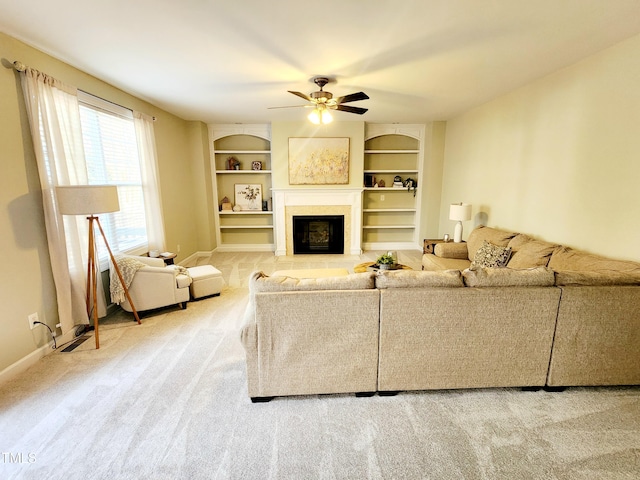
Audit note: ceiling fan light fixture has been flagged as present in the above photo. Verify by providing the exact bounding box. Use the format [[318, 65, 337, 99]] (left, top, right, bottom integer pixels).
[[307, 106, 333, 125], [308, 108, 321, 124]]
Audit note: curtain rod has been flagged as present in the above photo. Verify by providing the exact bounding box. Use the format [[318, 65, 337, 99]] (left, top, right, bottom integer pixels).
[[12, 60, 156, 121]]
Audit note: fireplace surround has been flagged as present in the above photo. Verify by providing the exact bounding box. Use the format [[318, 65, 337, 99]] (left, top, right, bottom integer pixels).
[[272, 188, 363, 256]]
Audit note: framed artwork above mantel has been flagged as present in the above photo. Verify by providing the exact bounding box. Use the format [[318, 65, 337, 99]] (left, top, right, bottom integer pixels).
[[288, 137, 350, 185]]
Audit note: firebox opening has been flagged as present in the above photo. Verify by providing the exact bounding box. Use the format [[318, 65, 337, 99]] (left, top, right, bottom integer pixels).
[[293, 215, 344, 254]]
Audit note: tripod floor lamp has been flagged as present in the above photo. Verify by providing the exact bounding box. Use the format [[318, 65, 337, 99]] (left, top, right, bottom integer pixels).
[[56, 185, 141, 349]]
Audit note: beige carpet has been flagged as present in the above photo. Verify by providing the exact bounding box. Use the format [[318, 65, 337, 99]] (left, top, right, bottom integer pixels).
[[1, 252, 639, 479]]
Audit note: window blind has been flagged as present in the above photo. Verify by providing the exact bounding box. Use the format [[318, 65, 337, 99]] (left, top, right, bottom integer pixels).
[[78, 93, 148, 263]]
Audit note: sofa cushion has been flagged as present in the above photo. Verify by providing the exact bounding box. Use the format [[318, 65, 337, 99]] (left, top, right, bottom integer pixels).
[[421, 254, 471, 272], [250, 271, 375, 293], [548, 246, 640, 274], [555, 270, 640, 286], [507, 236, 558, 269], [434, 242, 469, 259], [466, 226, 517, 261], [463, 266, 556, 287], [470, 241, 512, 269], [375, 269, 464, 289]]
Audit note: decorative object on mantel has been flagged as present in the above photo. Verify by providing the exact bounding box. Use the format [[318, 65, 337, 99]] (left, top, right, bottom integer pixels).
[[235, 184, 262, 211], [221, 196, 232, 211], [227, 156, 240, 170], [233, 205, 242, 212], [252, 161, 262, 170], [393, 175, 404, 188], [450, 203, 472, 243], [378, 179, 385, 187], [288, 137, 349, 185]]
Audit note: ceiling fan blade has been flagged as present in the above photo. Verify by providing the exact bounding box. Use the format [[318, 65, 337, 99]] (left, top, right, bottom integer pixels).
[[334, 92, 369, 104], [335, 104, 368, 115], [288, 90, 312, 102], [267, 105, 314, 109]]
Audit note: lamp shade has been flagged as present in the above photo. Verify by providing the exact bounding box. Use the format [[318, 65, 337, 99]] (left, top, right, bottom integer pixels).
[[56, 185, 120, 215], [449, 203, 472, 222]]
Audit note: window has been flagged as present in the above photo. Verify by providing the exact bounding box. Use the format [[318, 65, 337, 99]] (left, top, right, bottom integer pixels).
[[78, 92, 148, 263]]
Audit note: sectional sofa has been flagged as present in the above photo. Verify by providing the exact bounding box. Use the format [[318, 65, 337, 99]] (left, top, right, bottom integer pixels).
[[239, 226, 640, 402]]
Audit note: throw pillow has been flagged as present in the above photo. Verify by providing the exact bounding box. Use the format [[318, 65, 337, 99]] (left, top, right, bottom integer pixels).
[[466, 226, 517, 261], [507, 239, 558, 269], [470, 241, 512, 269]]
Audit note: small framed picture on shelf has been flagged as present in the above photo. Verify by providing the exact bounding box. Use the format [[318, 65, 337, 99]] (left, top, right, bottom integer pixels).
[[234, 184, 262, 211], [227, 156, 240, 170], [252, 161, 262, 170], [364, 173, 375, 187]]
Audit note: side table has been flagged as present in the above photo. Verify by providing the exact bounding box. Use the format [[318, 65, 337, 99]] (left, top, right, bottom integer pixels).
[[159, 253, 177, 265], [423, 238, 448, 255], [147, 252, 177, 265]]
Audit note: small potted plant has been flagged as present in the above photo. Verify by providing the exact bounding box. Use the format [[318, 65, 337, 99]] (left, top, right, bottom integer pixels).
[[376, 253, 396, 270]]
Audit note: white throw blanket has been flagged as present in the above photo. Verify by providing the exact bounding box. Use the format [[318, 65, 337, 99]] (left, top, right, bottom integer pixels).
[[109, 256, 147, 304]]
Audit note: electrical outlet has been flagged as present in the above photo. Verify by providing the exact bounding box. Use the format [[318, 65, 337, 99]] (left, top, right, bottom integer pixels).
[[380, 194, 385, 201], [28, 312, 39, 330], [177, 244, 181, 253]]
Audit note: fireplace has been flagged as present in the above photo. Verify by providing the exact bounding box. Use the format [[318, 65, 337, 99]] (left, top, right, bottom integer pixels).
[[293, 215, 344, 254]]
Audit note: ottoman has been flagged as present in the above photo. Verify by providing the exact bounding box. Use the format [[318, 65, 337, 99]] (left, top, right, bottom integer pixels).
[[187, 265, 224, 299]]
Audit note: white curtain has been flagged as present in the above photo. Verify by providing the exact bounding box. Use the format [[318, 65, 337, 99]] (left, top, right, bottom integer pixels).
[[134, 111, 166, 252], [20, 68, 101, 335]]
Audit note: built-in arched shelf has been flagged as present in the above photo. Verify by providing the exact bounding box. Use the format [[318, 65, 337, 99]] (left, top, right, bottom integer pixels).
[[362, 124, 425, 251], [209, 124, 274, 252]]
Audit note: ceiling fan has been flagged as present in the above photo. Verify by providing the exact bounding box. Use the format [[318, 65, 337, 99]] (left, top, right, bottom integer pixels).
[[270, 77, 369, 124]]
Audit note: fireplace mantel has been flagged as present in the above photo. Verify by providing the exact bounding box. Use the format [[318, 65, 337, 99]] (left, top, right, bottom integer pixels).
[[272, 188, 363, 256]]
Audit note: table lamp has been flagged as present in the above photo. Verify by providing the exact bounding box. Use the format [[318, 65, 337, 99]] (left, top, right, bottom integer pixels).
[[449, 203, 472, 243], [56, 185, 140, 349]]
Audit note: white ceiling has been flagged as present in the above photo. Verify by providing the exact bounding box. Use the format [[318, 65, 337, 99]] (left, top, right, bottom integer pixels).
[[2, 0, 640, 124]]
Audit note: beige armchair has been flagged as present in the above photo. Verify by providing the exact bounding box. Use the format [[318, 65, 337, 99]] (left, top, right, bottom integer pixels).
[[112, 255, 192, 313]]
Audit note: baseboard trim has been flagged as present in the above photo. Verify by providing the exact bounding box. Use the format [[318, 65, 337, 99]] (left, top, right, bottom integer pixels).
[[0, 341, 55, 386], [178, 250, 215, 267]]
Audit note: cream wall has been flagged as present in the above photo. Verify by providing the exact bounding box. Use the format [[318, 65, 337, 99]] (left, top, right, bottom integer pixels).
[[0, 32, 206, 374], [441, 33, 640, 261], [420, 121, 446, 241]]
